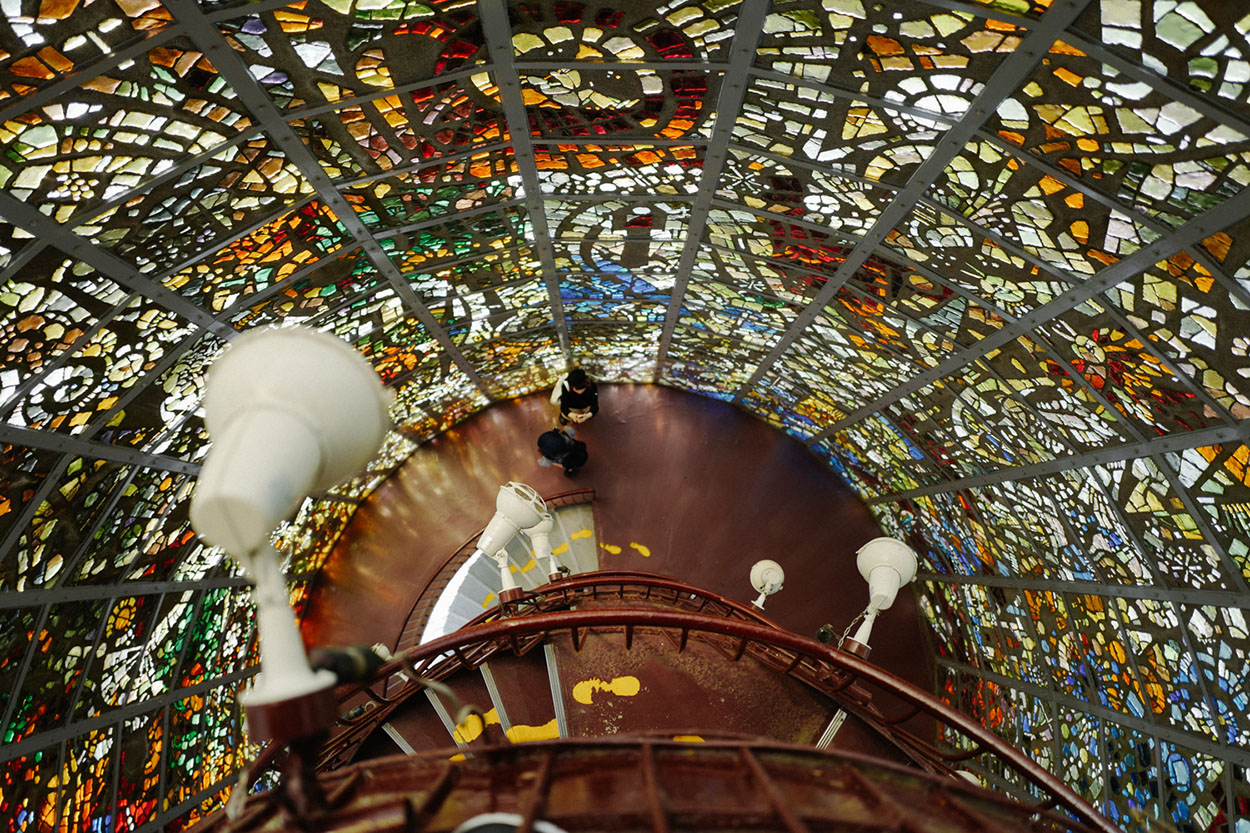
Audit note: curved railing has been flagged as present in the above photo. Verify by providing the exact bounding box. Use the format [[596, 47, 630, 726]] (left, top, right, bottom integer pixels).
[[312, 594, 1113, 833], [231, 737, 1107, 833], [391, 488, 596, 656], [323, 572, 793, 759]]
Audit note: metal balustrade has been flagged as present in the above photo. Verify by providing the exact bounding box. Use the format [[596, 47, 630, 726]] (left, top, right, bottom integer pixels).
[[237, 571, 1115, 833]]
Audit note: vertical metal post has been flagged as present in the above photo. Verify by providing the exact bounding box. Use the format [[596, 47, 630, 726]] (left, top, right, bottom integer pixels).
[[543, 644, 568, 738], [479, 662, 514, 737]]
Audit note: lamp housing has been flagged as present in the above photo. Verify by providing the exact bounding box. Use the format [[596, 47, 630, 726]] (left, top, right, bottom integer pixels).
[[856, 537, 918, 613], [749, 559, 785, 610], [191, 327, 392, 562], [476, 483, 547, 593]]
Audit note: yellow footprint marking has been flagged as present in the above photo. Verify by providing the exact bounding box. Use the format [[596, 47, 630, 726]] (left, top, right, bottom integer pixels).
[[552, 542, 570, 555], [453, 708, 500, 744], [572, 675, 641, 705], [629, 542, 651, 557], [673, 735, 705, 743], [506, 718, 559, 743], [599, 543, 622, 554], [481, 592, 497, 609], [453, 709, 559, 745], [571, 528, 593, 540], [518, 556, 538, 573]]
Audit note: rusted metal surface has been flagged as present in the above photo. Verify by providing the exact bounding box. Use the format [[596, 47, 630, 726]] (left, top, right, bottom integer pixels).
[[208, 738, 1110, 833], [555, 622, 833, 747], [344, 576, 906, 763], [312, 607, 1113, 833], [308, 573, 842, 768]]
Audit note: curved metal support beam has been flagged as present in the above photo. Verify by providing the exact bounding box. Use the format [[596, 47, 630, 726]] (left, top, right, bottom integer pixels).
[[0, 425, 201, 475], [656, 0, 771, 375], [0, 191, 234, 340], [0, 666, 255, 764], [870, 421, 1250, 504], [937, 657, 1250, 769], [165, 0, 488, 393], [810, 180, 1250, 443], [732, 0, 1093, 403], [479, 0, 570, 356]]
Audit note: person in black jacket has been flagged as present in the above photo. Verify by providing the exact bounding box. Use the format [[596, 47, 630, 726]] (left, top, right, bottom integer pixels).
[[550, 368, 599, 427], [537, 428, 588, 476]]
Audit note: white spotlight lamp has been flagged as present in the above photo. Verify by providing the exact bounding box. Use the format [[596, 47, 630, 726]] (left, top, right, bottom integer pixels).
[[846, 537, 918, 652], [474, 483, 547, 594], [190, 327, 391, 733], [749, 560, 785, 610]]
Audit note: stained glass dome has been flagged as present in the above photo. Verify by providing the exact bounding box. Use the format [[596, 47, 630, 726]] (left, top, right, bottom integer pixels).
[[1, 0, 1249, 830]]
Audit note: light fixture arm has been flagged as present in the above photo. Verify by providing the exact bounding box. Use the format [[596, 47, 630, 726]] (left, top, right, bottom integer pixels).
[[245, 545, 337, 706], [749, 559, 785, 611], [838, 537, 919, 656], [189, 327, 392, 743], [523, 513, 560, 580]]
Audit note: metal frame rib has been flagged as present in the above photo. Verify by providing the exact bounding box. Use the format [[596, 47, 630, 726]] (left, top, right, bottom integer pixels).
[[0, 666, 255, 764], [166, 0, 488, 394], [479, 0, 571, 356], [870, 421, 1250, 503], [0, 192, 234, 340], [0, 426, 200, 475], [730, 0, 1093, 403], [809, 181, 1250, 443], [654, 0, 770, 377], [937, 658, 1250, 769]]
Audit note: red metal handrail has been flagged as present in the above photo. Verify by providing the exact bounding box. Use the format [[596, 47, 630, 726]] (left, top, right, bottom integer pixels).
[[225, 737, 1104, 833], [317, 573, 795, 763], [341, 608, 1115, 833]]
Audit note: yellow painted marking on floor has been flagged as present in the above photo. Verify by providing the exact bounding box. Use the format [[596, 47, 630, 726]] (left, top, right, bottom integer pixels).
[[552, 542, 570, 555], [453, 707, 500, 744], [599, 542, 622, 554], [506, 718, 559, 743], [481, 592, 497, 609], [518, 556, 538, 573], [452, 709, 558, 746], [449, 752, 467, 761], [673, 735, 705, 743], [571, 528, 593, 540], [629, 542, 651, 557], [572, 675, 641, 705]]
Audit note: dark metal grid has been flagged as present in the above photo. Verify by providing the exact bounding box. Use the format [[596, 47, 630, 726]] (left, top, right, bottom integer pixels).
[[729, 0, 1094, 403], [937, 657, 1250, 771], [654, 0, 770, 373], [162, 0, 488, 395], [0, 0, 1247, 829], [871, 421, 1250, 503], [480, 0, 570, 356]]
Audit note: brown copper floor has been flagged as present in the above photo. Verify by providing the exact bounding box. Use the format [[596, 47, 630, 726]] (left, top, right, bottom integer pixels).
[[301, 384, 933, 695]]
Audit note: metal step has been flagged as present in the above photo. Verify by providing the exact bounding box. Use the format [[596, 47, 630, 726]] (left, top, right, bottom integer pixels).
[[552, 503, 598, 574]]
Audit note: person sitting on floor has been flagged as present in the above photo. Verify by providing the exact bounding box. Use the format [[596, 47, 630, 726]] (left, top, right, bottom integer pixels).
[[550, 367, 599, 426]]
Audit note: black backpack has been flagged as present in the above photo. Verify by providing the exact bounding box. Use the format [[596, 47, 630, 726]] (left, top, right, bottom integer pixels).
[[562, 438, 588, 471]]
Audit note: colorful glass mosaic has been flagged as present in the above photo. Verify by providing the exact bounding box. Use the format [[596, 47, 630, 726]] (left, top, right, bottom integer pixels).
[[1, 0, 1249, 831]]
